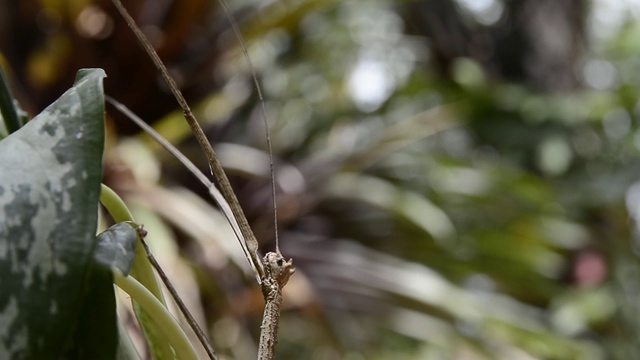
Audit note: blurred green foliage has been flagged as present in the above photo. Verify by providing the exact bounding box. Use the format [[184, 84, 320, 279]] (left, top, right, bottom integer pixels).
[[3, 0, 640, 359]]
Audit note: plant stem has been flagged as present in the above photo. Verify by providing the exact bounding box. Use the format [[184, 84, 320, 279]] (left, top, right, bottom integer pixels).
[[100, 184, 164, 302], [100, 184, 174, 359], [139, 236, 218, 360], [114, 271, 198, 360], [116, 318, 142, 360], [100, 184, 135, 223]]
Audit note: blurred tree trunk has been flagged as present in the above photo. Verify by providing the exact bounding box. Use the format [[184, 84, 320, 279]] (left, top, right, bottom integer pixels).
[[403, 0, 587, 92]]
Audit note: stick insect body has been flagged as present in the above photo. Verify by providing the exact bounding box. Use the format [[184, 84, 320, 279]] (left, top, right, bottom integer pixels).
[[109, 1, 295, 359]]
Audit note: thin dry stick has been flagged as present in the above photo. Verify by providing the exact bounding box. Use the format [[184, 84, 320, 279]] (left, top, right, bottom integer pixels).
[[110, 2, 294, 359], [137, 226, 219, 360]]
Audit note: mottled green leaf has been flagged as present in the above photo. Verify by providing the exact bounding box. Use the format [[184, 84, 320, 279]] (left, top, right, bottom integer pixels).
[[64, 221, 139, 359], [61, 259, 116, 360], [0, 68, 107, 359], [94, 222, 139, 276]]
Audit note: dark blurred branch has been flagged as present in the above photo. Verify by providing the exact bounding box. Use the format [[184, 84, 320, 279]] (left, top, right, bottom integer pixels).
[[0, 65, 22, 133], [401, 0, 586, 91]]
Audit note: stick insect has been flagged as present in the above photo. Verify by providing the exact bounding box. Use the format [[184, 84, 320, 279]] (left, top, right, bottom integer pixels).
[[109, 1, 295, 359]]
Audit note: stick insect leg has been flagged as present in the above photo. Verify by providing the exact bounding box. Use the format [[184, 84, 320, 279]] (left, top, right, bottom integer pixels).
[[137, 227, 218, 360]]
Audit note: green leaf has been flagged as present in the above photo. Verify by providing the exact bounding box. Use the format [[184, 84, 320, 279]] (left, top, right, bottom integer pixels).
[[94, 222, 139, 276], [62, 258, 116, 360], [99, 184, 175, 359], [63, 221, 139, 359], [0, 68, 107, 359]]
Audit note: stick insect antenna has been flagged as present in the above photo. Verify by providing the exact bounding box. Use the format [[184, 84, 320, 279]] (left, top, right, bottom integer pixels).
[[111, 0, 269, 279], [110, 3, 294, 359], [217, 0, 280, 253]]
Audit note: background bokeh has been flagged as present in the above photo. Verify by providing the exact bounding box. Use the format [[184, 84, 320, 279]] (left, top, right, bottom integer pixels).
[[2, 0, 640, 359]]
